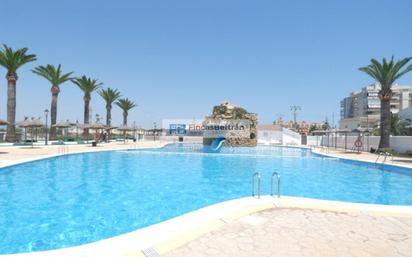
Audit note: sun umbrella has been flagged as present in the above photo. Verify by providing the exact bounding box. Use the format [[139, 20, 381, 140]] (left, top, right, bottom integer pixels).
[[52, 120, 72, 128], [18, 118, 44, 148], [52, 120, 74, 140], [0, 119, 9, 125], [85, 123, 106, 144], [117, 125, 134, 143]]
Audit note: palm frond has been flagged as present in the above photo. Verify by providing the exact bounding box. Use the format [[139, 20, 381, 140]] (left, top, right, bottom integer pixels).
[[99, 87, 122, 106], [359, 56, 412, 91], [32, 64, 73, 86], [72, 75, 103, 94], [116, 98, 136, 112], [0, 44, 37, 73]]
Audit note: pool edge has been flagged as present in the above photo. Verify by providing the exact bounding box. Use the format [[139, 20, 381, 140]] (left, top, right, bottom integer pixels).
[[3, 196, 412, 257]]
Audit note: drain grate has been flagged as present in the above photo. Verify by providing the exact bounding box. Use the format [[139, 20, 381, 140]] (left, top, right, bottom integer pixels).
[[142, 247, 160, 257], [220, 217, 231, 224]]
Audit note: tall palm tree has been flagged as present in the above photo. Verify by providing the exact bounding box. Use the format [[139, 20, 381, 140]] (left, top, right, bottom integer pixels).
[[98, 88, 121, 127], [359, 57, 412, 149], [0, 44, 36, 142], [72, 76, 102, 135], [32, 64, 73, 140], [116, 98, 136, 126]]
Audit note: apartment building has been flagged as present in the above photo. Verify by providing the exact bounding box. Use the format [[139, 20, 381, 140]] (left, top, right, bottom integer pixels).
[[339, 83, 412, 130]]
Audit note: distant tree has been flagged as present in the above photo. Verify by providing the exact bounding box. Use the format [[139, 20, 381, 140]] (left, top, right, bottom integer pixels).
[[322, 118, 330, 130], [309, 124, 317, 134], [359, 57, 412, 148]]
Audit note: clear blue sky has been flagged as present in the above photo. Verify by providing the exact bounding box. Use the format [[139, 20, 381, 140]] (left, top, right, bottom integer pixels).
[[1, 0, 411, 128]]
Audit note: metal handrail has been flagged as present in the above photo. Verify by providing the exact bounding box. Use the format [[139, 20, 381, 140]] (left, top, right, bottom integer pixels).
[[58, 145, 69, 155], [375, 152, 384, 163], [375, 151, 393, 164], [271, 171, 281, 198], [252, 172, 261, 199]]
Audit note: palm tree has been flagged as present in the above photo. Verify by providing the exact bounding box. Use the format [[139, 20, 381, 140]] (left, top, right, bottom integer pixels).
[[0, 44, 36, 142], [116, 98, 136, 126], [72, 76, 102, 136], [98, 88, 121, 127], [32, 64, 73, 140], [391, 113, 410, 136], [359, 57, 412, 149]]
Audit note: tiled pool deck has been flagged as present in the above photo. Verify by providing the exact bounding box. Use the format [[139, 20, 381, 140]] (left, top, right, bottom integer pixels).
[[162, 207, 412, 257], [0, 143, 411, 257]]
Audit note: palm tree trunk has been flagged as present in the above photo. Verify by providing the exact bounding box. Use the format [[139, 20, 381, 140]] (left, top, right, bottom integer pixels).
[[5, 72, 17, 142], [378, 98, 391, 149], [106, 105, 111, 126], [123, 112, 128, 126], [106, 105, 111, 141], [83, 96, 90, 138], [49, 86, 59, 140]]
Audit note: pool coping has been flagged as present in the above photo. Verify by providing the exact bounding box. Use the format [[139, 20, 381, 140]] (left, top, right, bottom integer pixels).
[[0, 142, 169, 170], [310, 147, 412, 170], [2, 143, 412, 257]]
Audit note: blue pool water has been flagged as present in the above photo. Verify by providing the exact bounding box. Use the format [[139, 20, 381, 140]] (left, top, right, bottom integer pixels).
[[1, 144, 412, 253]]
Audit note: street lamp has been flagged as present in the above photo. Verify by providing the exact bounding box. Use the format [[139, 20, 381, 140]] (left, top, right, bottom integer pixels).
[[133, 121, 136, 141], [153, 122, 157, 141], [44, 109, 49, 145]]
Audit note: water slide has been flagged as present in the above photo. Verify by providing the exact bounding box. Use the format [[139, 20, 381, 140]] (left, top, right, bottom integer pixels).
[[208, 137, 226, 152]]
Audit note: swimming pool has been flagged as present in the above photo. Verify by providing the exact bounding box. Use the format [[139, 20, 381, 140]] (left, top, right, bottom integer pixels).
[[1, 144, 412, 254]]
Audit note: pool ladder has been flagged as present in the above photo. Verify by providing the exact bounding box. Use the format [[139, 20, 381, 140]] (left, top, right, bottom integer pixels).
[[252, 172, 261, 198], [375, 151, 393, 164], [252, 171, 281, 199], [58, 145, 69, 155]]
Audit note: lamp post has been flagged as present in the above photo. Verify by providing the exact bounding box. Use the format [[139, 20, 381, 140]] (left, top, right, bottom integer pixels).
[[44, 109, 49, 145], [133, 121, 136, 140], [76, 119, 79, 140], [153, 122, 157, 141]]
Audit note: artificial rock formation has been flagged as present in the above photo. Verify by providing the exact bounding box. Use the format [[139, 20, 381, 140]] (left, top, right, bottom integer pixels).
[[203, 101, 258, 147]]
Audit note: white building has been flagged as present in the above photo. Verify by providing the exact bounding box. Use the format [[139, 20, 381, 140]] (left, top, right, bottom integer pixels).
[[400, 106, 412, 121], [340, 83, 412, 129]]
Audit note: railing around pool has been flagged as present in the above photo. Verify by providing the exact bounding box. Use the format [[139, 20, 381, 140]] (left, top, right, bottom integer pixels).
[[271, 171, 281, 198], [252, 172, 261, 199]]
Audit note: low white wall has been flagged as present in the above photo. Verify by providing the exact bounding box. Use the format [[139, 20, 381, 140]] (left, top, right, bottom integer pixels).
[[307, 135, 412, 153], [257, 128, 301, 145], [258, 131, 283, 144], [389, 136, 412, 153], [282, 128, 301, 145]]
